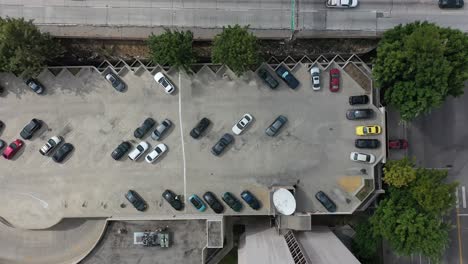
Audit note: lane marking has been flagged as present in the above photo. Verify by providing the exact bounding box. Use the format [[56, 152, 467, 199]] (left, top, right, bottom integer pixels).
[[456, 186, 459, 209], [463, 186, 466, 209], [178, 72, 187, 203], [456, 207, 463, 264]]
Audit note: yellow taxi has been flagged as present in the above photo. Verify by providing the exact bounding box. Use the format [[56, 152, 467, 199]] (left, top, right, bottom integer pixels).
[[355, 125, 382, 136]]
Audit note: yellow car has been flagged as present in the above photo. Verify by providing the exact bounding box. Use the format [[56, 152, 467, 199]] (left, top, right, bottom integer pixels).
[[355, 125, 382, 136]]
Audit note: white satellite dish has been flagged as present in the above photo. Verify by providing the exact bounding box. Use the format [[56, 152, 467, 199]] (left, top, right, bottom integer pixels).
[[273, 188, 296, 215]]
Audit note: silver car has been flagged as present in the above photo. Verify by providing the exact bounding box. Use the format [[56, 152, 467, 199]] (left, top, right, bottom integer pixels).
[[152, 119, 172, 140], [39, 136, 63, 156]]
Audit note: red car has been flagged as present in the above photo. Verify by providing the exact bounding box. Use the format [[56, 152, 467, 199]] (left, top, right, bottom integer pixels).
[[329, 68, 340, 92], [3, 139, 24, 159], [388, 139, 408, 149]]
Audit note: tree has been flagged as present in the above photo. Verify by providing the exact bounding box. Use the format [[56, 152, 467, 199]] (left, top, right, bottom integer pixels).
[[351, 220, 379, 263], [212, 25, 259, 76], [383, 158, 417, 188], [147, 29, 196, 72], [0, 17, 63, 77], [373, 22, 468, 121]]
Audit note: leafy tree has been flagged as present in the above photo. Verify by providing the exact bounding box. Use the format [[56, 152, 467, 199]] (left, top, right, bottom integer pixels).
[[0, 17, 63, 77], [147, 29, 196, 72], [373, 22, 468, 121], [351, 220, 379, 263], [383, 158, 417, 188], [212, 25, 259, 76]]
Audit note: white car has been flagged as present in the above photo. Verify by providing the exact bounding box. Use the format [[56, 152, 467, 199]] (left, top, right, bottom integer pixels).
[[128, 141, 149, 161], [350, 152, 375, 163], [39, 136, 63, 156], [326, 0, 358, 8], [145, 143, 168, 163], [232, 113, 254, 135], [154, 72, 175, 94], [310, 66, 320, 90]]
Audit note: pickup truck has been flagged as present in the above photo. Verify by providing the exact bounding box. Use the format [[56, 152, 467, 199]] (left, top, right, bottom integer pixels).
[[326, 0, 358, 8]]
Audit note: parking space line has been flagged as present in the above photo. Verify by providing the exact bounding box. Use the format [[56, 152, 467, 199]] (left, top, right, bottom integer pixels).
[[457, 207, 463, 264], [463, 186, 466, 209], [178, 72, 187, 201]]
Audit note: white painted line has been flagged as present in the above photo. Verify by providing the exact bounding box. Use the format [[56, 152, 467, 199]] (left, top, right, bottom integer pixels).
[[458, 214, 468, 216], [462, 186, 466, 209], [456, 186, 459, 209], [419, 254, 422, 264], [178, 72, 187, 201]]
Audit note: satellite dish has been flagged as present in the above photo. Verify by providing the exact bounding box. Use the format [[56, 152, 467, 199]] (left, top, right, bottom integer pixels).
[[273, 188, 296, 215]]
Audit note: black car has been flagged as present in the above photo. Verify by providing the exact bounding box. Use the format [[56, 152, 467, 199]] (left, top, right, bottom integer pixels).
[[190, 118, 211, 139], [355, 139, 380, 149], [257, 68, 279, 89], [349, 95, 369, 105], [0, 139, 5, 150], [275, 65, 299, 89], [346, 109, 373, 120], [222, 192, 243, 212], [105, 73, 126, 92], [151, 119, 172, 140], [162, 189, 183, 211], [25, 78, 44, 94], [52, 143, 74, 163], [111, 141, 132, 160], [20, 118, 42, 140], [134, 118, 155, 139], [203, 192, 224, 214], [439, 0, 463, 8], [265, 115, 287, 137], [125, 190, 147, 211], [241, 190, 261, 210], [315, 191, 336, 212], [211, 133, 234, 156]]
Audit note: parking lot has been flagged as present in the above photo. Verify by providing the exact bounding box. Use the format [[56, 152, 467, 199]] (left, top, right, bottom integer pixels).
[[0, 62, 385, 229]]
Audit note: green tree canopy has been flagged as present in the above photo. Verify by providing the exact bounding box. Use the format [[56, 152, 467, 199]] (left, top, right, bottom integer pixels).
[[373, 22, 468, 121], [0, 17, 63, 77], [383, 158, 417, 188], [147, 29, 196, 73], [351, 220, 379, 263], [212, 25, 259, 76]]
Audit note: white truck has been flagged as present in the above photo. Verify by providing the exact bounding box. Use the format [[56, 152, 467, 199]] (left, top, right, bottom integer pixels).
[[326, 0, 359, 8]]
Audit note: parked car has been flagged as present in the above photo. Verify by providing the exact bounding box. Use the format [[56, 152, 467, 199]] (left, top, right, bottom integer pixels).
[[203, 192, 224, 214], [326, 0, 358, 8], [134, 118, 156, 139], [151, 119, 172, 140], [257, 68, 279, 89], [346, 109, 373, 120], [154, 72, 175, 94], [355, 139, 380, 149], [190, 118, 211, 139], [355, 125, 382, 136], [2, 139, 23, 159], [128, 141, 149, 161], [241, 190, 261, 210], [0, 140, 5, 151], [211, 133, 234, 156], [145, 143, 168, 163], [349, 95, 369, 105], [265, 115, 288, 137], [350, 151, 376, 163], [388, 139, 408, 149], [222, 192, 243, 212], [189, 194, 206, 212], [39, 136, 63, 156], [310, 66, 320, 90], [0, 120, 4, 131], [25, 78, 44, 94], [438, 0, 463, 8], [125, 190, 147, 211], [20, 118, 43, 140], [111, 141, 132, 160], [52, 143, 74, 163], [315, 191, 337, 212], [232, 113, 254, 135], [329, 68, 340, 92], [275, 65, 299, 89], [162, 189, 183, 211], [105, 73, 126, 92]]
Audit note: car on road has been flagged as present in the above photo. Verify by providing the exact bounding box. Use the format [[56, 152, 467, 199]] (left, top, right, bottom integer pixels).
[[190, 118, 211, 139], [125, 190, 147, 211], [326, 0, 358, 8], [346, 109, 373, 120], [128, 141, 149, 161], [162, 189, 184, 211], [241, 190, 261, 210], [232, 113, 253, 135], [39, 136, 63, 156], [265, 115, 288, 137], [257, 68, 279, 89], [105, 73, 126, 92], [329, 68, 340, 92], [151, 119, 172, 140], [134, 118, 156, 139], [25, 78, 44, 94], [350, 151, 376, 163], [154, 72, 175, 94], [2, 139, 23, 160], [355, 139, 380, 149], [315, 191, 337, 212], [310, 66, 320, 90], [275, 65, 299, 89], [20, 118, 43, 140], [189, 194, 206, 212], [203, 192, 224, 214], [349, 95, 369, 105], [211, 133, 234, 156], [438, 0, 463, 8], [111, 141, 132, 160], [52, 143, 74, 163], [222, 192, 243, 212], [388, 139, 409, 149], [145, 143, 167, 163], [355, 125, 382, 136]]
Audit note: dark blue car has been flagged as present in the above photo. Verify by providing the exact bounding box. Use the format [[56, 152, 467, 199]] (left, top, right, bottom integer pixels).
[[241, 190, 261, 210], [275, 65, 299, 89]]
